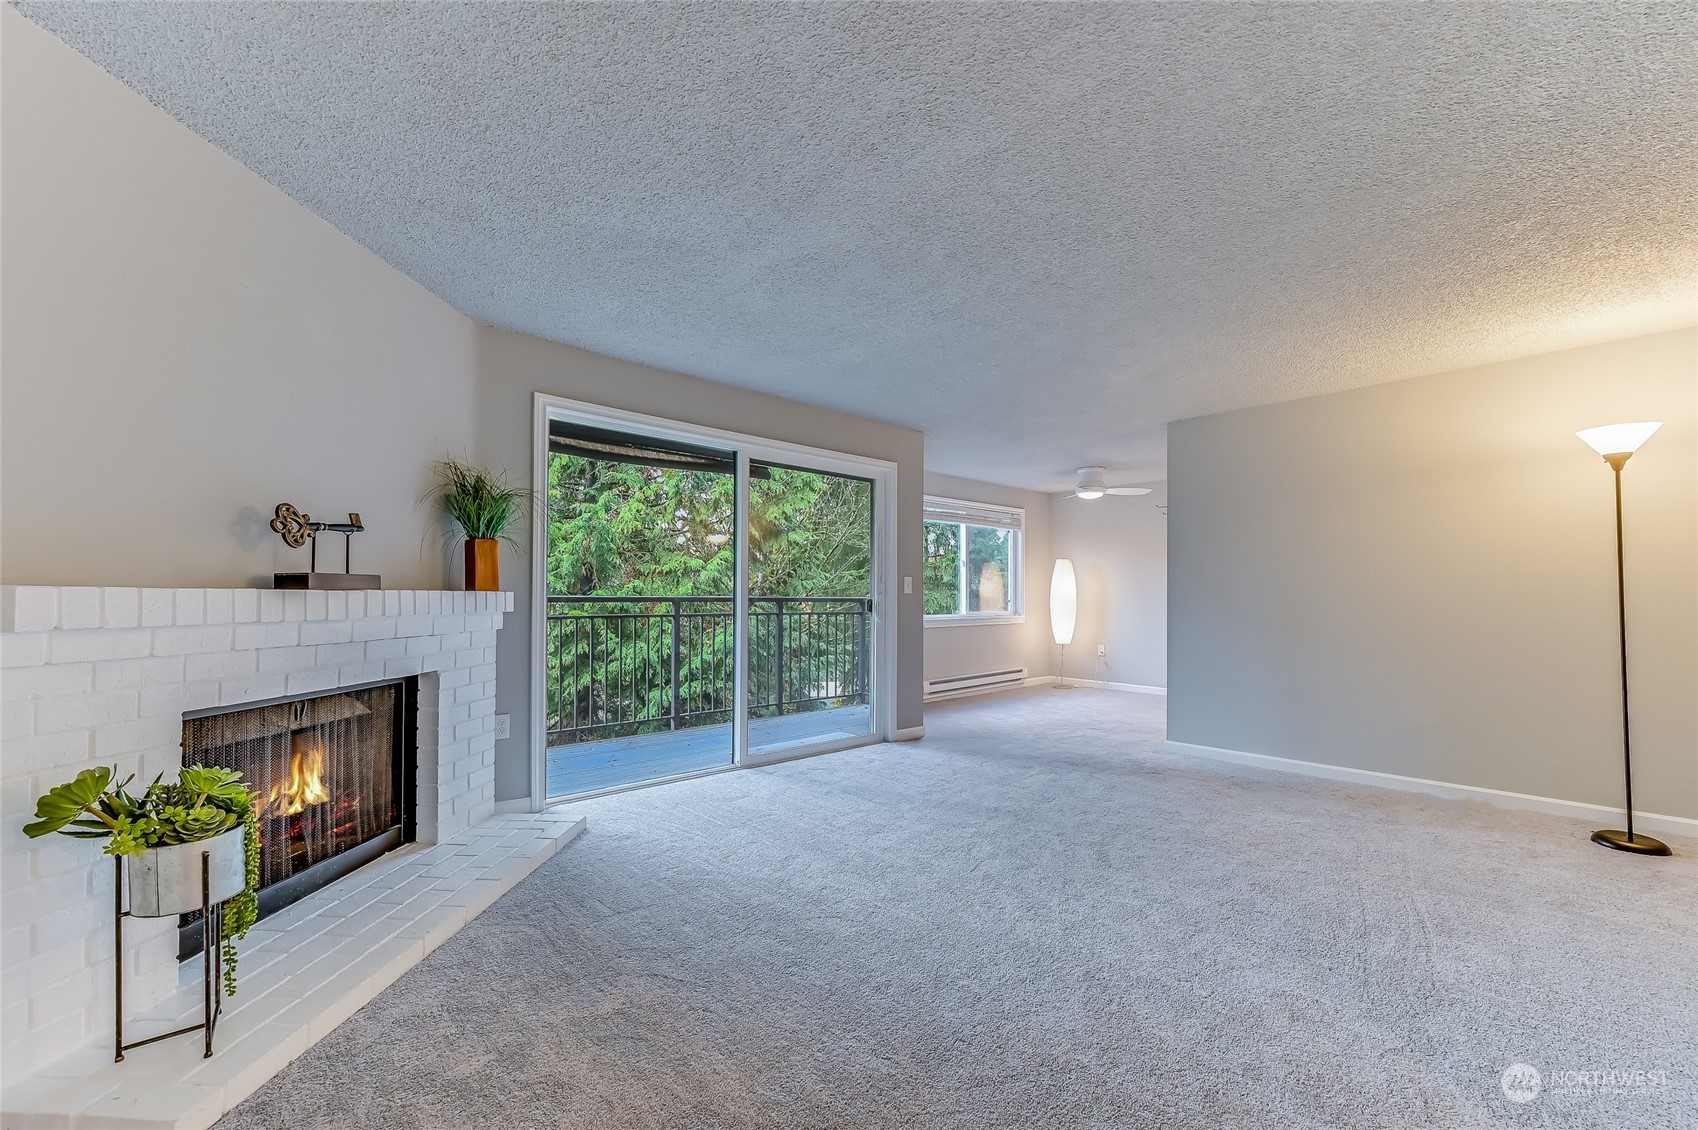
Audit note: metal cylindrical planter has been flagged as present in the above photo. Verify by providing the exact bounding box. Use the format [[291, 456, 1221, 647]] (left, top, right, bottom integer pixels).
[[128, 827, 245, 918]]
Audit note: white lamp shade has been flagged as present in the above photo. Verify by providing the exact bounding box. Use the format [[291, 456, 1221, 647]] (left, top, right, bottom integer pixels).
[[1576, 422, 1662, 457], [1050, 559, 1077, 646]]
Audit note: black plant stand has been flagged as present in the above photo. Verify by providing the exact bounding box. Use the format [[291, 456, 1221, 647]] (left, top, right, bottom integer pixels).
[[114, 851, 225, 1061]]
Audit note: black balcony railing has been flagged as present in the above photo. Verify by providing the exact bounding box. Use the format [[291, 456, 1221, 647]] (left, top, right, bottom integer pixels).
[[545, 595, 872, 747]]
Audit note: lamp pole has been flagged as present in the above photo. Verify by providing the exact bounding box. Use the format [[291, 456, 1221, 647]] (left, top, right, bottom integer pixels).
[[1608, 454, 1638, 844], [1578, 424, 1670, 856]]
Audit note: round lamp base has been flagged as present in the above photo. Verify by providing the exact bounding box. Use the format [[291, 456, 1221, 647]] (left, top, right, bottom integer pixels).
[[1591, 828, 1672, 856]]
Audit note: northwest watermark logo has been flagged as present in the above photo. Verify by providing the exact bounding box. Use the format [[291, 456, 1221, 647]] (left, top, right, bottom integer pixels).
[[1501, 1062, 1670, 1103], [1501, 1064, 1541, 1104]]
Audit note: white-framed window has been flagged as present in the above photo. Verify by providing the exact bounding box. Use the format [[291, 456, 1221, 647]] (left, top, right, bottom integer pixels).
[[923, 496, 1024, 625]]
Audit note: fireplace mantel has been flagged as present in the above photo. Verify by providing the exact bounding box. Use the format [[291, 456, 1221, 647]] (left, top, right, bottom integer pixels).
[[1, 586, 518, 1085], [0, 584, 511, 634]]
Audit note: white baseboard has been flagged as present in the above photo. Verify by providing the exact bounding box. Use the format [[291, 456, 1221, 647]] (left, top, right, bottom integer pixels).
[[893, 725, 926, 742], [1164, 740, 1698, 841], [1025, 672, 1161, 693], [493, 797, 536, 815], [1060, 677, 1167, 695]]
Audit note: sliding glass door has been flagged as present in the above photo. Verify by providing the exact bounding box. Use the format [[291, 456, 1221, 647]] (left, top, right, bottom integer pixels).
[[543, 423, 738, 797], [538, 409, 886, 800], [743, 461, 877, 759]]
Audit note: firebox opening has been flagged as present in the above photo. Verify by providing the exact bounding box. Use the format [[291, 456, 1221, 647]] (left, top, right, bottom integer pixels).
[[178, 677, 417, 960]]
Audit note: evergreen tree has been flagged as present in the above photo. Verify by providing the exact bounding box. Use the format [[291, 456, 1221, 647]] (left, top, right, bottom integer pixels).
[[544, 456, 873, 743]]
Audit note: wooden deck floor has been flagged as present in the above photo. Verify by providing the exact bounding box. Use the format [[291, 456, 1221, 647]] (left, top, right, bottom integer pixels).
[[546, 704, 873, 798]]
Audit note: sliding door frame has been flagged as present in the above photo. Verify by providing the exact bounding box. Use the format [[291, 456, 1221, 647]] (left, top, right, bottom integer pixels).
[[528, 393, 899, 807]]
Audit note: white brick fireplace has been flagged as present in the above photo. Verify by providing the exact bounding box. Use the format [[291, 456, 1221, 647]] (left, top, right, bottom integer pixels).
[[0, 585, 515, 1083]]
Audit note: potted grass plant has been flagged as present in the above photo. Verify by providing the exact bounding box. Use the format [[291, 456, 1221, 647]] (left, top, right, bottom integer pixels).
[[24, 765, 261, 994], [429, 456, 531, 591]]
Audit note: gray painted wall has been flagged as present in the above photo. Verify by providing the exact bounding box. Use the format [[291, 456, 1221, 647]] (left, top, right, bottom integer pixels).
[[1169, 328, 1697, 819], [0, 8, 476, 590], [1050, 486, 1168, 689], [921, 472, 1054, 684], [473, 327, 926, 802]]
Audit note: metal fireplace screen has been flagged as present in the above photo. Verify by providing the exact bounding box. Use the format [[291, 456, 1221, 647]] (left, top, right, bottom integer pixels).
[[180, 680, 414, 954]]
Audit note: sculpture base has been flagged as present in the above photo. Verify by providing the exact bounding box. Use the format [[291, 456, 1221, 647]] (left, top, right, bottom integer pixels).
[[273, 573, 382, 590]]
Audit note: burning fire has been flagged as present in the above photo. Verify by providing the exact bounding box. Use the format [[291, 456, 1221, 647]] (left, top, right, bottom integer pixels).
[[264, 737, 331, 817]]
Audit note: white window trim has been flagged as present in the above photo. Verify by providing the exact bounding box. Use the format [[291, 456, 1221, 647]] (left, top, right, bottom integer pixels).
[[923, 495, 1025, 626]]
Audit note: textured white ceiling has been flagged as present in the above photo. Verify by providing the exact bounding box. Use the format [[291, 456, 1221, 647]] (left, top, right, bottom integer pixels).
[[15, 2, 1698, 490]]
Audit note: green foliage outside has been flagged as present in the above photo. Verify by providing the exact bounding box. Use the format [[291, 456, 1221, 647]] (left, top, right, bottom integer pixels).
[[966, 525, 1014, 612], [545, 456, 873, 743], [923, 521, 960, 615], [924, 521, 1014, 615]]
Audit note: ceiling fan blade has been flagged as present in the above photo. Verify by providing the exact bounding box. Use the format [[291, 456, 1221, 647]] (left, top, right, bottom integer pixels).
[[1051, 491, 1082, 501], [1104, 487, 1152, 496]]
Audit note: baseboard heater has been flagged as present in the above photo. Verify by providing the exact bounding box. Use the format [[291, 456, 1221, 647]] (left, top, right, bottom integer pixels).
[[924, 667, 1028, 701]]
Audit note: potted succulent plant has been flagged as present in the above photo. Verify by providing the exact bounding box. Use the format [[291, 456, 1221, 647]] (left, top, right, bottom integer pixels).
[[429, 456, 531, 591], [24, 765, 261, 994]]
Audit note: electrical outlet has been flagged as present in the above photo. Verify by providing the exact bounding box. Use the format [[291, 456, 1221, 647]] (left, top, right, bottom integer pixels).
[[494, 714, 511, 740], [1096, 644, 1106, 656], [904, 576, 913, 594]]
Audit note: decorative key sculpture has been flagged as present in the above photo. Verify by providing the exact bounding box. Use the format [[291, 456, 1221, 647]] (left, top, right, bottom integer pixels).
[[270, 502, 380, 590]]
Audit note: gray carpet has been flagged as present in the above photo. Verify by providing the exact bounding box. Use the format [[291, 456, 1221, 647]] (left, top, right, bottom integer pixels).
[[217, 689, 1698, 1130]]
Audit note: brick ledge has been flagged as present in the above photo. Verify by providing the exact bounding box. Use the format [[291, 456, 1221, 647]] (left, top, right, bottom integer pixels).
[[1, 587, 515, 634]]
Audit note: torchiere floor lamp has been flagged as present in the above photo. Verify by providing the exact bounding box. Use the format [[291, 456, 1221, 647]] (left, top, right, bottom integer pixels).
[[1575, 421, 1670, 856], [1052, 559, 1076, 687]]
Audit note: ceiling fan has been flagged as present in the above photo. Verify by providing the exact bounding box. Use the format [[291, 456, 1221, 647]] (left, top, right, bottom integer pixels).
[[1053, 467, 1153, 501]]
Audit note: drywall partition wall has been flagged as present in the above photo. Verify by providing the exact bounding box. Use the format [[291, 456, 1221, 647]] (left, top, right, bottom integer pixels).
[[473, 326, 926, 803], [0, 8, 477, 589], [922, 472, 1054, 683], [1169, 328, 1698, 819], [1050, 485, 1168, 690]]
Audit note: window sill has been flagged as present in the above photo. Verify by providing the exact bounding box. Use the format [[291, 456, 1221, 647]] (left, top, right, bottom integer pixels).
[[924, 614, 1026, 628]]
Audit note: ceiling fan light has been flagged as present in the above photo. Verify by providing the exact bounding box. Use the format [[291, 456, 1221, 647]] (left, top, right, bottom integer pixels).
[[1073, 467, 1109, 499]]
